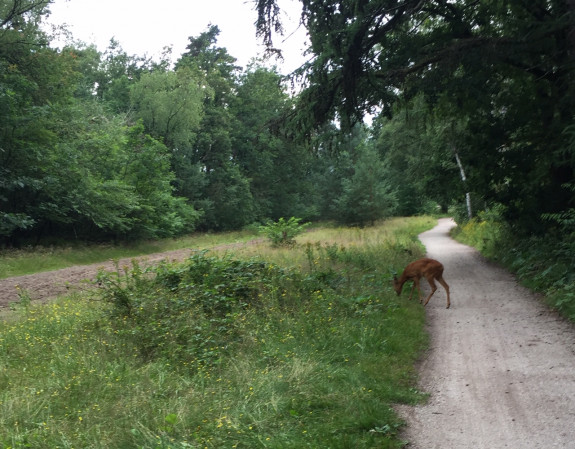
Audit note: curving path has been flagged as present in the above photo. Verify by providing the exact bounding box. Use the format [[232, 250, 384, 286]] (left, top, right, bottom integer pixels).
[[398, 218, 575, 448]]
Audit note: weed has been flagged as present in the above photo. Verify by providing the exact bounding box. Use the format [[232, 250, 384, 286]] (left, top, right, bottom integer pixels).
[[10, 284, 32, 312], [453, 216, 575, 320], [0, 218, 435, 448], [259, 217, 310, 246]]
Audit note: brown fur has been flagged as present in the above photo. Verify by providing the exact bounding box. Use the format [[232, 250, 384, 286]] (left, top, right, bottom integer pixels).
[[393, 258, 451, 309]]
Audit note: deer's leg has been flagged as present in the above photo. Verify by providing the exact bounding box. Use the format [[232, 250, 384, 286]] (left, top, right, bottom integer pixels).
[[422, 277, 437, 306], [437, 276, 450, 309], [408, 280, 417, 300], [414, 277, 423, 303]]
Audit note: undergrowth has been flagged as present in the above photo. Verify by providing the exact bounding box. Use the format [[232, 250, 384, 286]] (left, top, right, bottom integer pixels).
[[0, 217, 434, 448], [0, 229, 257, 279], [452, 213, 575, 321]]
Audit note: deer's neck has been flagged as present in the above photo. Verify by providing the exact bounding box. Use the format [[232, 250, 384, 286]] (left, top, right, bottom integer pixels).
[[395, 274, 409, 292]]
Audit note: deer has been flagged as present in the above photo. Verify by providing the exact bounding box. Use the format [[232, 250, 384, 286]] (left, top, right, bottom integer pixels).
[[393, 258, 451, 309]]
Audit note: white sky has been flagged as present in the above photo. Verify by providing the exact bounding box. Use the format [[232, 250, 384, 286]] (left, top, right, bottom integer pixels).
[[45, 0, 309, 74]]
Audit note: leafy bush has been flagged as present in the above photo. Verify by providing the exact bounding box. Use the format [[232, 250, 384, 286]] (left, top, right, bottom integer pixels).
[[450, 207, 508, 259], [259, 216, 310, 246], [453, 213, 575, 320], [97, 251, 367, 370], [0, 212, 36, 238], [1, 218, 434, 449]]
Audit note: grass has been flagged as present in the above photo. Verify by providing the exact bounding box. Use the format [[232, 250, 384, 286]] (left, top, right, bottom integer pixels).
[[452, 216, 575, 321], [0, 230, 258, 279], [0, 217, 435, 448]]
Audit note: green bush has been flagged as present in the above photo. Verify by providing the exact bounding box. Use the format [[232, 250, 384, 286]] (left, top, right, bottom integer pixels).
[[0, 219, 434, 449], [259, 216, 310, 246], [97, 253, 290, 369], [453, 214, 575, 320]]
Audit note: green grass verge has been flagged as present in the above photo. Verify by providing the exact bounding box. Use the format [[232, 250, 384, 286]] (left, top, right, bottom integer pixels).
[[0, 230, 257, 279], [0, 217, 435, 448], [452, 217, 575, 321]]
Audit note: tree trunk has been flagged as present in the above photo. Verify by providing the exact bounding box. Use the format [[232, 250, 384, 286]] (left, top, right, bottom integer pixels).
[[453, 148, 472, 220]]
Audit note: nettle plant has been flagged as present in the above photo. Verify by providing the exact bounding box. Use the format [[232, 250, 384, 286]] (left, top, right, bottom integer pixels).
[[259, 217, 309, 246]]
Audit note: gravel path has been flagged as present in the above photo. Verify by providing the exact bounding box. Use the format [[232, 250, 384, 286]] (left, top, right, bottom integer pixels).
[[398, 218, 575, 448], [2, 219, 574, 449]]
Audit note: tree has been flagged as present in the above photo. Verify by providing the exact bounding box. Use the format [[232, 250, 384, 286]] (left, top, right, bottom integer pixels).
[[175, 26, 255, 230], [375, 94, 463, 216], [0, 3, 80, 243], [0, 0, 50, 29], [130, 67, 207, 149], [332, 142, 397, 226], [0, 7, 202, 244], [255, 0, 575, 232], [231, 65, 320, 222]]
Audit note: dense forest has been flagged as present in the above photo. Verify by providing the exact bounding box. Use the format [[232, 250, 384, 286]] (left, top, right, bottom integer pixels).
[[1, 0, 574, 247]]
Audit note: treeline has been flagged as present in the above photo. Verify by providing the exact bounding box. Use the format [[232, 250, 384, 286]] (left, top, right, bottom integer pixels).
[[2, 1, 575, 248], [256, 0, 575, 236], [0, 5, 398, 246]]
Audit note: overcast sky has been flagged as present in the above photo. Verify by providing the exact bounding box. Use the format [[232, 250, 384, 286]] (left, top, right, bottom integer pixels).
[[46, 0, 308, 74]]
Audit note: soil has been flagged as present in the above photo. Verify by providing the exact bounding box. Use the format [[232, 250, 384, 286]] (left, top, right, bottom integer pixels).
[[1, 219, 575, 448], [0, 240, 262, 309], [397, 218, 575, 448]]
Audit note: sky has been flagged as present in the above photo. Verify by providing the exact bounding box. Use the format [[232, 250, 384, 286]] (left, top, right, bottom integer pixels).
[[45, 0, 309, 74]]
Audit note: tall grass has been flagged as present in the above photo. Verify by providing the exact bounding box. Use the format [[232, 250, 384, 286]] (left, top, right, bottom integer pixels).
[[0, 217, 435, 448], [0, 230, 257, 279], [453, 216, 575, 321]]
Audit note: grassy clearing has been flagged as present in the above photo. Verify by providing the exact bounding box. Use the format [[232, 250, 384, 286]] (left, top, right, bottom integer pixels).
[[0, 217, 435, 448], [0, 230, 257, 279]]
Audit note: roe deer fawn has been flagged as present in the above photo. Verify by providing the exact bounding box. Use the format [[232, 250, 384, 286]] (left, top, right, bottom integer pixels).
[[393, 258, 450, 309]]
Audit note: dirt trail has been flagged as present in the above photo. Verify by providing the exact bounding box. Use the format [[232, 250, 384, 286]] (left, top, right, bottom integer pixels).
[[2, 220, 575, 448], [398, 218, 575, 448], [0, 240, 262, 309]]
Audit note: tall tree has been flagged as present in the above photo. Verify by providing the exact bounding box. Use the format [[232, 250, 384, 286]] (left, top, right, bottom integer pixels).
[[130, 67, 207, 149], [176, 26, 255, 230], [232, 65, 320, 221], [332, 141, 397, 226], [0, 1, 77, 243], [255, 0, 575, 232], [0, 0, 50, 29]]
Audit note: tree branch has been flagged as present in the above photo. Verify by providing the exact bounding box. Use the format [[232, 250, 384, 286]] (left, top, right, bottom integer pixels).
[[1, 0, 51, 28]]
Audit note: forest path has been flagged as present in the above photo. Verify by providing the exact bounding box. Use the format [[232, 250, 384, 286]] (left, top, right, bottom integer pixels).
[[2, 220, 575, 449], [0, 239, 263, 309], [398, 218, 575, 448]]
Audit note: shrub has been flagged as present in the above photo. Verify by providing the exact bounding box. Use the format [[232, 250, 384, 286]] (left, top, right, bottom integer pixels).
[[453, 213, 575, 321], [259, 217, 310, 246]]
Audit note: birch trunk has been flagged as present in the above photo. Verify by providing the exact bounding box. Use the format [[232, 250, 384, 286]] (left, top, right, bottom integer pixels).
[[453, 149, 472, 220]]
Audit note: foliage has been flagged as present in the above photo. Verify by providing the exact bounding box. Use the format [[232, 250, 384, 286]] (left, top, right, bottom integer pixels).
[[0, 8, 201, 245], [0, 219, 433, 448], [332, 143, 397, 226], [0, 0, 520, 247], [231, 66, 321, 222], [130, 67, 208, 149], [173, 25, 256, 232], [453, 212, 575, 321], [5, 0, 575, 265], [259, 216, 310, 246], [374, 95, 461, 215], [97, 253, 289, 367], [256, 0, 575, 236]]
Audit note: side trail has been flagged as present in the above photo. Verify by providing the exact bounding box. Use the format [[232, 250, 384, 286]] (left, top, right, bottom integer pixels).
[[0, 240, 263, 309]]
